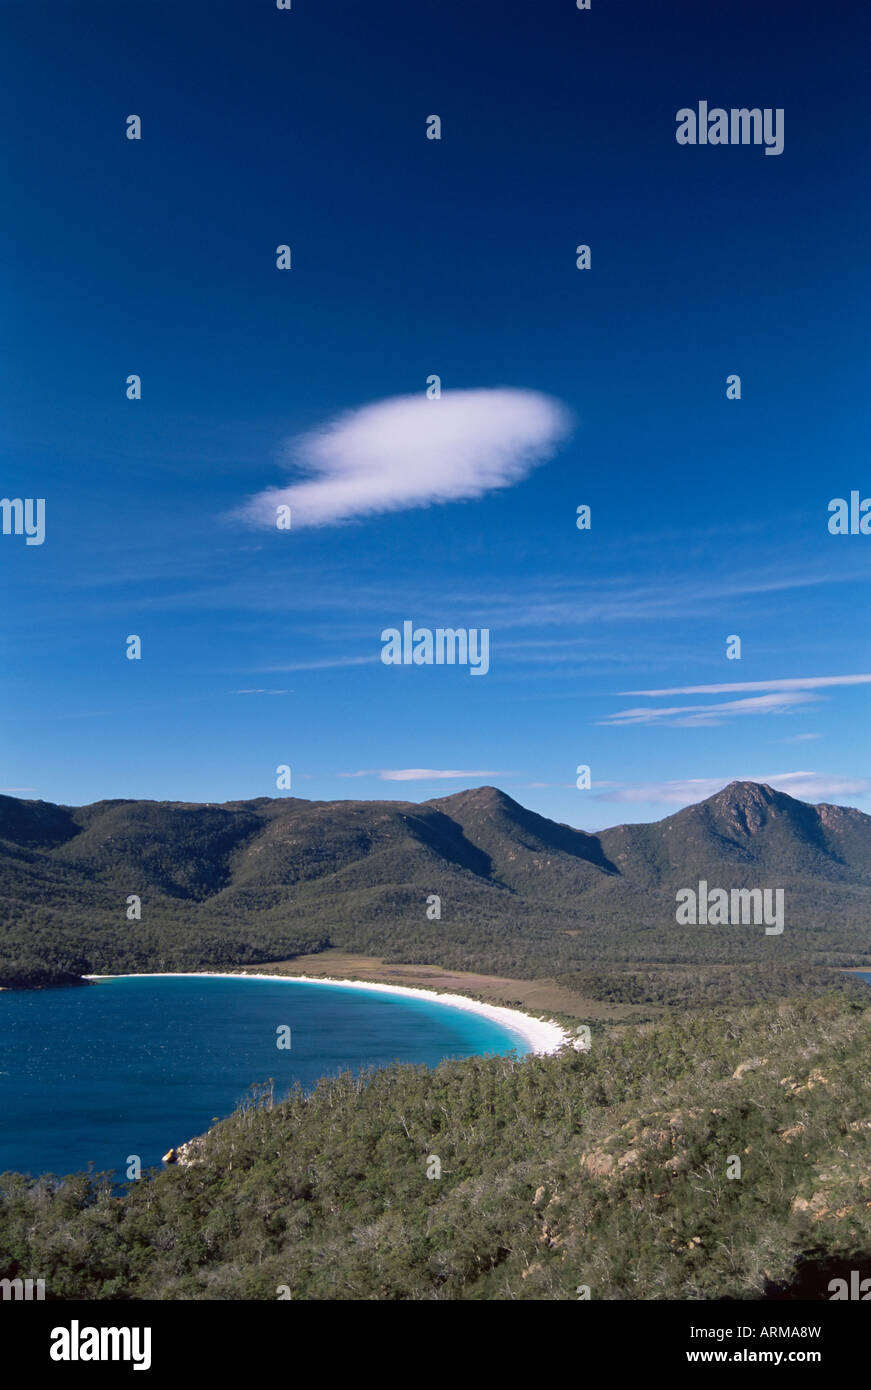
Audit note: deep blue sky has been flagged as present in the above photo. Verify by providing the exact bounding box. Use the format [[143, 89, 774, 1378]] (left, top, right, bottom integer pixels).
[[2, 0, 869, 828]]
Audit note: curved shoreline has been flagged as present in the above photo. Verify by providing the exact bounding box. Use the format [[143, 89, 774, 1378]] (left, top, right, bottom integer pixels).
[[83, 970, 571, 1057]]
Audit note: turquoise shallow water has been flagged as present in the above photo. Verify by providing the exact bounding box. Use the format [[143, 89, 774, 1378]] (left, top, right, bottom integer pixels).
[[0, 974, 527, 1178]]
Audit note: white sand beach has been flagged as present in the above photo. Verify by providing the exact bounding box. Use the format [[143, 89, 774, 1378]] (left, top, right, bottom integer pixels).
[[84, 970, 571, 1056]]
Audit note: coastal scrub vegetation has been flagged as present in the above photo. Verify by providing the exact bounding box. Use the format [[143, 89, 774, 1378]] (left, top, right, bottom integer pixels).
[[2, 992, 870, 1300]]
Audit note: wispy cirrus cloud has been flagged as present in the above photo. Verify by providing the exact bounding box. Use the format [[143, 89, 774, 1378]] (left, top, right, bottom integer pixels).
[[598, 772, 870, 805], [338, 768, 508, 782], [259, 656, 378, 673], [621, 673, 871, 696], [238, 389, 572, 529], [602, 672, 871, 729], [598, 691, 819, 727]]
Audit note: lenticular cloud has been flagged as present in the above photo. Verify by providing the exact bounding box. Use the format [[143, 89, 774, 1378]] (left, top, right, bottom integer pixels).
[[240, 389, 572, 528]]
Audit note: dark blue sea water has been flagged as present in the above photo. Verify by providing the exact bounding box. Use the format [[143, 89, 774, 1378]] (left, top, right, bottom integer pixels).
[[0, 974, 527, 1178]]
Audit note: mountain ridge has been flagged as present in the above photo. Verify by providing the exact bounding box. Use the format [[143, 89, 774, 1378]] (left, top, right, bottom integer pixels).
[[1, 780, 869, 984]]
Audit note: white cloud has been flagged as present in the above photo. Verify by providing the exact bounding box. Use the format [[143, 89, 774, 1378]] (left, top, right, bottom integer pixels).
[[230, 689, 289, 695], [598, 691, 819, 727], [338, 768, 507, 782], [239, 389, 572, 528], [760, 772, 870, 799], [598, 772, 870, 805], [622, 673, 871, 696], [260, 656, 377, 673]]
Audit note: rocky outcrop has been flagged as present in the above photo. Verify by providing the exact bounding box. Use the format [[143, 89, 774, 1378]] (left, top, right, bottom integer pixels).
[[732, 1057, 768, 1079], [162, 1134, 208, 1167]]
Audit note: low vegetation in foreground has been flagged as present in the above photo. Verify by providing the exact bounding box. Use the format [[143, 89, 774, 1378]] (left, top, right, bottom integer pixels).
[[2, 991, 870, 1300]]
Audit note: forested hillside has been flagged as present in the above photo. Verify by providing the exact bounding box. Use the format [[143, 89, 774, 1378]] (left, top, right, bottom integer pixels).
[[1, 781, 870, 985]]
